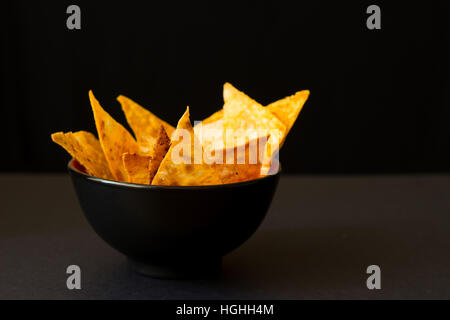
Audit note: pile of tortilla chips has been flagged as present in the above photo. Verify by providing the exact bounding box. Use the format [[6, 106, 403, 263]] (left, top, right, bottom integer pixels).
[[51, 83, 309, 186]]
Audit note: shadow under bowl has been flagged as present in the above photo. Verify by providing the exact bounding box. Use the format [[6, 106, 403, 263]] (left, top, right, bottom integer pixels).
[[68, 159, 281, 279]]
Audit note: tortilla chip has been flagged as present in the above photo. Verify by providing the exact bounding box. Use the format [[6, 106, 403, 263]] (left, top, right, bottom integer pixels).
[[152, 107, 221, 186], [122, 153, 151, 184], [51, 131, 113, 180], [118, 95, 175, 153], [222, 83, 286, 136], [89, 90, 139, 182], [222, 83, 286, 173], [122, 125, 171, 185], [208, 87, 308, 146], [153, 107, 269, 186], [212, 134, 269, 184], [267, 90, 309, 144], [148, 125, 171, 183], [223, 82, 235, 103]]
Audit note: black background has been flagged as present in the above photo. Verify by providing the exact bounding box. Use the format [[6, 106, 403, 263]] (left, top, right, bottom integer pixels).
[[2, 1, 449, 174]]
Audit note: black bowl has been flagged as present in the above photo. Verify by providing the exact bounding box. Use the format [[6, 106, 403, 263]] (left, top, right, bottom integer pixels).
[[68, 159, 281, 278]]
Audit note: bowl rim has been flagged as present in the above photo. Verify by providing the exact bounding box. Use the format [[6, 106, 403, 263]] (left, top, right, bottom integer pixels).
[[68, 159, 281, 190]]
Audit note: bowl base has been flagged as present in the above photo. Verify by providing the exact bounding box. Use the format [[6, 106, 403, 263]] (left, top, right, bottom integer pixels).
[[128, 257, 222, 279]]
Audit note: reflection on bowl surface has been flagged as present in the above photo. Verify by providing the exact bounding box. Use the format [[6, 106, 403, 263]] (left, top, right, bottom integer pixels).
[[68, 159, 281, 278]]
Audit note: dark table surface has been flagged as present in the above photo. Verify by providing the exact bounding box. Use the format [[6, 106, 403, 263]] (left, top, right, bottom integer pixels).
[[0, 173, 449, 299]]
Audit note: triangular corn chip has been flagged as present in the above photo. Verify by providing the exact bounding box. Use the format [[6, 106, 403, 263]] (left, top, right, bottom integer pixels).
[[222, 83, 286, 174], [51, 131, 113, 180], [122, 153, 152, 184], [148, 125, 171, 183], [122, 126, 170, 185], [212, 134, 269, 184], [222, 83, 286, 137], [118, 95, 175, 154], [153, 107, 269, 186], [266, 90, 309, 143], [89, 90, 139, 182], [209, 87, 308, 146], [152, 107, 221, 186]]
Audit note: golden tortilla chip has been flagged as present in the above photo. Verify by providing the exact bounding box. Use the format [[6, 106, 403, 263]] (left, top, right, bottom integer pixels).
[[222, 83, 286, 173], [212, 134, 269, 184], [222, 83, 286, 136], [89, 90, 139, 182], [122, 153, 151, 184], [152, 107, 221, 186], [148, 125, 171, 183], [118, 95, 175, 154], [210, 86, 309, 146], [267, 90, 309, 144], [153, 107, 269, 186], [51, 131, 113, 180]]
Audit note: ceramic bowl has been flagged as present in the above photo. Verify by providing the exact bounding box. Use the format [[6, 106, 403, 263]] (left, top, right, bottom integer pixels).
[[68, 159, 280, 278]]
